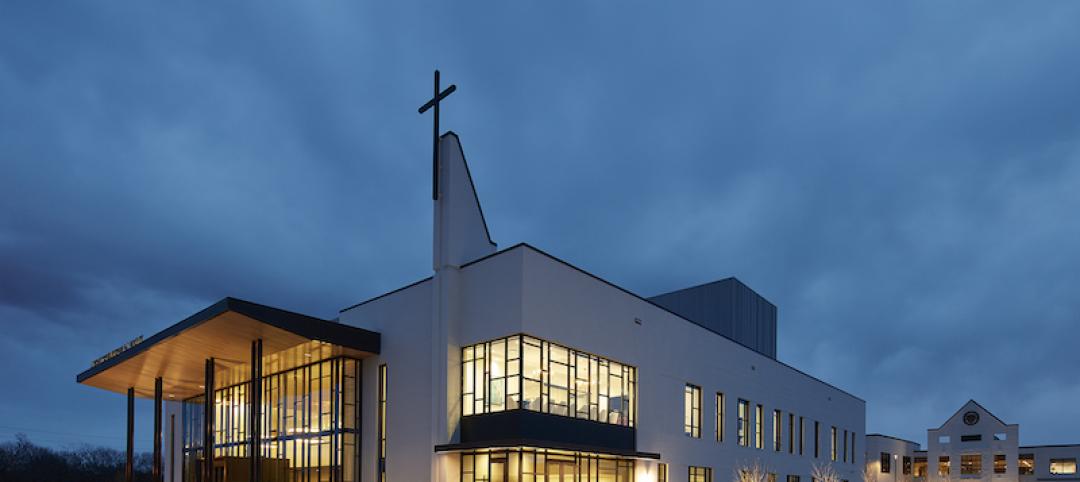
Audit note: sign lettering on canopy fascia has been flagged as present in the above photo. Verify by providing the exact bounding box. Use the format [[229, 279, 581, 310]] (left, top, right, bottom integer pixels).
[[91, 336, 144, 367]]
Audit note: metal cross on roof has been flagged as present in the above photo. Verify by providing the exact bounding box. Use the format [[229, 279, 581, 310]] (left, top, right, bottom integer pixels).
[[418, 70, 457, 200]]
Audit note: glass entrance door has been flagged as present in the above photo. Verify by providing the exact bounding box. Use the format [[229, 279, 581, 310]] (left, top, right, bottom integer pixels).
[[546, 460, 576, 482]]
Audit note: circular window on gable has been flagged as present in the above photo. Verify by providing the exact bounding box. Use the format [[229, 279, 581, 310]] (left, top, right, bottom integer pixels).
[[963, 411, 980, 425]]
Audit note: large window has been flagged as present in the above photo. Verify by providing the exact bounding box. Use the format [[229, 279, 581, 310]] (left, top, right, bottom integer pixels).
[[462, 335, 636, 427], [994, 454, 1006, 474], [715, 393, 725, 442], [182, 357, 361, 482], [1019, 454, 1034, 475], [460, 448, 634, 482], [961, 455, 981, 476], [738, 400, 750, 447], [690, 466, 713, 482], [773, 410, 782, 451], [1051, 459, 1077, 475], [939, 457, 950, 476], [685, 385, 701, 438]]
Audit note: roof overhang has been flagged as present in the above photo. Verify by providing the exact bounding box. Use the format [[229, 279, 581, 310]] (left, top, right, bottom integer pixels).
[[76, 297, 380, 399], [434, 440, 661, 460]]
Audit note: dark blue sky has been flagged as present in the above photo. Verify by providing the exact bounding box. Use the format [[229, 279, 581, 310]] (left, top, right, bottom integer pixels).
[[2, 2, 1079, 451]]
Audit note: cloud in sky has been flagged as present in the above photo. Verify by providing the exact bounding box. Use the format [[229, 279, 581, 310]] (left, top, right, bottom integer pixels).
[[2, 1, 1079, 449]]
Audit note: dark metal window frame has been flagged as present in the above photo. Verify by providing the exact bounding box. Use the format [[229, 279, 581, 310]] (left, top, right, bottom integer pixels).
[[460, 448, 634, 482], [685, 384, 701, 438]]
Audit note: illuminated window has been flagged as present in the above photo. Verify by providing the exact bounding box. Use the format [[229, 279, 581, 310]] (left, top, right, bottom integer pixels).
[[774, 410, 782, 451], [831, 426, 837, 461], [181, 356, 361, 482], [462, 335, 636, 427], [768, 473, 777, 482], [904, 456, 912, 475], [994, 454, 1006, 474], [1019, 454, 1034, 475], [788, 476, 801, 482], [461, 448, 635, 482], [716, 393, 725, 442], [690, 466, 713, 482], [659, 463, 668, 482], [939, 456, 950, 476], [685, 384, 701, 438], [755, 404, 764, 449], [961, 454, 982, 476], [1051, 459, 1077, 475], [738, 400, 750, 447], [882, 453, 891, 473], [914, 457, 928, 477], [378, 364, 388, 482]]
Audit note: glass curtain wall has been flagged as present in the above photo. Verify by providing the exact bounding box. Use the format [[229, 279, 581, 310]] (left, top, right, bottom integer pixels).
[[183, 357, 360, 482], [462, 335, 636, 427], [460, 448, 635, 482]]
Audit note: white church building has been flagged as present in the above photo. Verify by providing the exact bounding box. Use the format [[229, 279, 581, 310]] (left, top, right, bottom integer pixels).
[[76, 127, 866, 482], [865, 400, 1079, 482]]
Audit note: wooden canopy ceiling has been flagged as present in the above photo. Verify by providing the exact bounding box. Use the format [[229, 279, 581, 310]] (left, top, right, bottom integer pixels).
[[76, 297, 380, 400]]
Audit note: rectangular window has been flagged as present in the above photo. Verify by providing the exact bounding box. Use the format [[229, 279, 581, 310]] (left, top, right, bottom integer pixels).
[[768, 473, 777, 482], [1051, 459, 1077, 475], [831, 426, 837, 461], [690, 466, 713, 482], [756, 404, 764, 449], [685, 384, 701, 438], [799, 417, 805, 455], [882, 452, 892, 473], [939, 435, 951, 444], [814, 421, 820, 458], [774, 410, 783, 451], [939, 456, 950, 476], [961, 434, 982, 442], [851, 432, 857, 465], [994, 454, 1006, 474], [659, 463, 668, 482], [1019, 454, 1034, 475], [788, 476, 801, 482], [962, 454, 982, 475], [994, 432, 1007, 441], [716, 393, 725, 442], [378, 364, 388, 482], [843, 429, 848, 462], [914, 457, 928, 477], [788, 413, 795, 454], [462, 335, 637, 427], [738, 400, 750, 447], [461, 449, 635, 482], [904, 456, 912, 475]]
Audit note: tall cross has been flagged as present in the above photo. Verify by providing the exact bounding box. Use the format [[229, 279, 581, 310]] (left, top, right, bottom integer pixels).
[[418, 70, 457, 200]]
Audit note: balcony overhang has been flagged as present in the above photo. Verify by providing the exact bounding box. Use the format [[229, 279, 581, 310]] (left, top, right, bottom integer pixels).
[[76, 297, 380, 399], [444, 410, 654, 459]]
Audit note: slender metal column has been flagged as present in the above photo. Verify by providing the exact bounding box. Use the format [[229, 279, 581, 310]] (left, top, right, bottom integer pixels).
[[126, 387, 135, 482], [204, 358, 215, 482], [250, 339, 262, 482], [154, 377, 163, 482]]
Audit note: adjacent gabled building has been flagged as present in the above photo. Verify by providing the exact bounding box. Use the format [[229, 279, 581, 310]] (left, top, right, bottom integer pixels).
[[866, 401, 1079, 482]]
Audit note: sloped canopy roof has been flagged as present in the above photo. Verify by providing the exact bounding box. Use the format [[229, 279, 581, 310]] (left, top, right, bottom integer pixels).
[[76, 297, 380, 399]]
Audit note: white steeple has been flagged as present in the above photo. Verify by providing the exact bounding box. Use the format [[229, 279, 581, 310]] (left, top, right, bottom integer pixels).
[[432, 132, 496, 269]]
